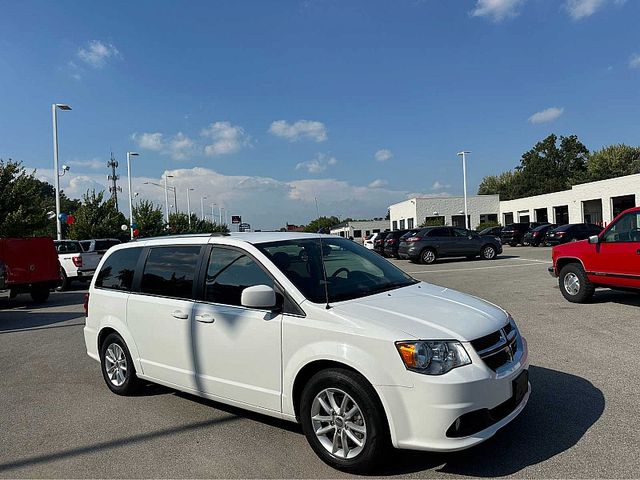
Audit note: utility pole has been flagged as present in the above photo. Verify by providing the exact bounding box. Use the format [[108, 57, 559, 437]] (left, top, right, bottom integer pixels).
[[457, 151, 471, 230], [107, 152, 122, 211]]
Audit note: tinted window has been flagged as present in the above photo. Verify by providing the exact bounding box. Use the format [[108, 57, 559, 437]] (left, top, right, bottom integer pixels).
[[427, 228, 451, 237], [453, 228, 473, 237], [205, 247, 274, 306], [140, 246, 201, 299], [55, 241, 82, 254], [95, 247, 142, 291], [79, 241, 91, 252], [258, 238, 416, 303], [95, 240, 120, 252], [602, 212, 640, 243]]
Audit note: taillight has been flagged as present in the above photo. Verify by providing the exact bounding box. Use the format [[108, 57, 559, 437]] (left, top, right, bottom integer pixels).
[[533, 232, 539, 237], [387, 239, 397, 245], [72, 256, 83, 267], [556, 231, 565, 236], [83, 293, 89, 316], [406, 236, 420, 242]]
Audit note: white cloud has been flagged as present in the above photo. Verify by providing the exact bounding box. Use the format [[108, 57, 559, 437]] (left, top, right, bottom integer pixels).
[[269, 120, 327, 142], [132, 132, 195, 160], [629, 53, 640, 69], [374, 149, 393, 162], [77, 40, 121, 68], [528, 107, 564, 124], [201, 122, 250, 156], [431, 181, 451, 191], [33, 166, 406, 230], [66, 159, 104, 170], [295, 153, 338, 174], [565, 0, 626, 19], [368, 179, 388, 188], [470, 0, 526, 21]]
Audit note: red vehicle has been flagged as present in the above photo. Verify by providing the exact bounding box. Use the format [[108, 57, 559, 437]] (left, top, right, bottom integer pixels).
[[0, 237, 61, 303], [549, 207, 640, 302]]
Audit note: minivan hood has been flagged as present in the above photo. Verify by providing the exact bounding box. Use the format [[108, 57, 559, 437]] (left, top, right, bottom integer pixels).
[[330, 282, 508, 341]]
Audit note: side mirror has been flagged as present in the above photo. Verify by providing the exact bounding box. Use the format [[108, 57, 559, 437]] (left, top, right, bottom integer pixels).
[[588, 235, 600, 244], [241, 285, 277, 309]]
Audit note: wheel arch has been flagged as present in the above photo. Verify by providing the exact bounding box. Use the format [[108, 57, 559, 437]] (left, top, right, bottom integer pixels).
[[556, 256, 586, 273], [96, 323, 144, 374]]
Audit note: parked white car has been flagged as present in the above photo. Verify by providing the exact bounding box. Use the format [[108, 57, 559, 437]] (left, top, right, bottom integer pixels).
[[84, 232, 529, 473], [54, 240, 99, 290], [363, 232, 378, 249]]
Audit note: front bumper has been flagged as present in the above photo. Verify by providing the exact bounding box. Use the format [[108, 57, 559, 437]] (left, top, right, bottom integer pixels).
[[377, 337, 529, 452], [548, 266, 557, 277]]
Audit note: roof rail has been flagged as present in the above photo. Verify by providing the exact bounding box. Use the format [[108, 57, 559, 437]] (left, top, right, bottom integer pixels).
[[132, 232, 230, 241]]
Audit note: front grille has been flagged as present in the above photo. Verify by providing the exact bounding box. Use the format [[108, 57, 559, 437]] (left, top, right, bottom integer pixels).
[[471, 319, 519, 372]]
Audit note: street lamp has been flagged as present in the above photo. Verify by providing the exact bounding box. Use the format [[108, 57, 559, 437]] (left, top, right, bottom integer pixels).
[[186, 188, 194, 227], [457, 151, 471, 229], [211, 203, 217, 223], [126, 152, 140, 239], [201, 196, 207, 220], [161, 173, 177, 222], [52, 103, 72, 240]]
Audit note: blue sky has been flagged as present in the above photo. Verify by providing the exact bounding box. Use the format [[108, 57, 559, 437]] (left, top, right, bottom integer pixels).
[[1, 0, 639, 228]]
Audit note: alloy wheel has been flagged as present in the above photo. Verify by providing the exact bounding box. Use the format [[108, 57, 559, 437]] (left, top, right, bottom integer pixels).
[[104, 343, 127, 387], [311, 388, 367, 460], [563, 272, 580, 296]]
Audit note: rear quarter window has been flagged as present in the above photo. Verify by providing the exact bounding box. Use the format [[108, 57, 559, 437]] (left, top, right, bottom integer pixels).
[[95, 247, 142, 291]]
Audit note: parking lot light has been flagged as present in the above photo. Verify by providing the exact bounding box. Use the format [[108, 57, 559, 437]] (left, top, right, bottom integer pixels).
[[126, 152, 140, 240], [52, 103, 72, 240], [457, 151, 470, 229]]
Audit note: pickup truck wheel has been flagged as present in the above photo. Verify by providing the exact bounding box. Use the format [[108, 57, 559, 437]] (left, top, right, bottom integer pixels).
[[100, 333, 141, 395], [30, 285, 50, 303], [57, 268, 70, 291], [300, 368, 389, 474], [559, 264, 594, 303]]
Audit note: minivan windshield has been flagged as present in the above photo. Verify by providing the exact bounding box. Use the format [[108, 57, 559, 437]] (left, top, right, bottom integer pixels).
[[257, 237, 418, 303]]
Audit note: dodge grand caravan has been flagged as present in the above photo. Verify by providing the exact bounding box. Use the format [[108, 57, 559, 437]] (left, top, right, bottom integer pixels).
[[84, 232, 530, 472]]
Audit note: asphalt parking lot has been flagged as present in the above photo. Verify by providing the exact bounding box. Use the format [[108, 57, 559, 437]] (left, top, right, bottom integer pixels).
[[1, 246, 639, 478]]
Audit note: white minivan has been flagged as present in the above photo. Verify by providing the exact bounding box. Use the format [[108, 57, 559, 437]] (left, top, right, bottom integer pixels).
[[84, 232, 529, 473]]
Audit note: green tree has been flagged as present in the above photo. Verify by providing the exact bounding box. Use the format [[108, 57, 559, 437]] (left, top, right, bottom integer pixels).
[[133, 200, 165, 237], [583, 144, 640, 182], [420, 217, 445, 227], [0, 159, 52, 237], [191, 217, 229, 234], [68, 190, 128, 240], [304, 216, 340, 233], [477, 134, 589, 200]]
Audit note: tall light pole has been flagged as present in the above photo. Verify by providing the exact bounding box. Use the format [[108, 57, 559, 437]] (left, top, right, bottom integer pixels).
[[210, 203, 217, 223], [162, 173, 173, 223], [201, 196, 207, 220], [457, 151, 470, 229], [186, 188, 194, 227], [52, 103, 72, 240], [219, 207, 225, 225], [126, 152, 140, 240]]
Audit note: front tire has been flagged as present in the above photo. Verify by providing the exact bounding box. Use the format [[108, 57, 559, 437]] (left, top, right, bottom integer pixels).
[[481, 245, 497, 260], [300, 368, 389, 474], [559, 263, 595, 303], [100, 333, 141, 395]]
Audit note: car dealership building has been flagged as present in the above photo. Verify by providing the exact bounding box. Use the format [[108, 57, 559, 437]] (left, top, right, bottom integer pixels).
[[387, 173, 640, 230]]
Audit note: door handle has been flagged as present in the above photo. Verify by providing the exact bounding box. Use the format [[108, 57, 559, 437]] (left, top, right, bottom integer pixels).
[[195, 313, 214, 323], [171, 310, 189, 320]]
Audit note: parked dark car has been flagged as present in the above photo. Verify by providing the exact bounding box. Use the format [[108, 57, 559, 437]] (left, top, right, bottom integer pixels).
[[478, 226, 503, 238], [501, 222, 548, 246], [523, 223, 557, 246], [373, 231, 390, 255], [545, 223, 604, 245], [398, 226, 502, 264], [383, 229, 410, 258]]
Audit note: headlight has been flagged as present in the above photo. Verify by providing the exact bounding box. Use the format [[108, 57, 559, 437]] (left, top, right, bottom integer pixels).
[[395, 341, 471, 375]]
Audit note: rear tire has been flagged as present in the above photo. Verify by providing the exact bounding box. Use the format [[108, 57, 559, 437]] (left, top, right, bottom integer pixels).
[[57, 268, 70, 291], [559, 263, 594, 303], [30, 285, 50, 303], [420, 248, 437, 265], [100, 333, 141, 395], [299, 368, 389, 474]]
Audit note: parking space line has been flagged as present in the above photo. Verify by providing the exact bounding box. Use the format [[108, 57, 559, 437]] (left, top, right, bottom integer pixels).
[[506, 257, 552, 264], [409, 263, 546, 274]]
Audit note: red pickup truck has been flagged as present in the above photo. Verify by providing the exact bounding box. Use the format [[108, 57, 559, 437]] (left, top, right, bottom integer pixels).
[[0, 237, 61, 303], [549, 207, 640, 302]]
